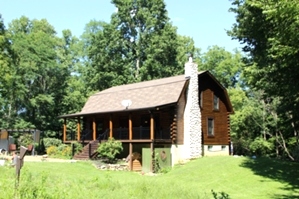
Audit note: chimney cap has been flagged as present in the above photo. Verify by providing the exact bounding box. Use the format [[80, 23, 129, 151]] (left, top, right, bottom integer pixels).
[[188, 53, 193, 63]]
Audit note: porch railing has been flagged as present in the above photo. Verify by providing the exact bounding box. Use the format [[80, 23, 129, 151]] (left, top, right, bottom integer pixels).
[[111, 126, 170, 140], [65, 127, 171, 142]]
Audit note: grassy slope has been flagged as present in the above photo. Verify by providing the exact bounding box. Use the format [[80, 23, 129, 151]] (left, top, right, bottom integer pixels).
[[0, 156, 298, 199]]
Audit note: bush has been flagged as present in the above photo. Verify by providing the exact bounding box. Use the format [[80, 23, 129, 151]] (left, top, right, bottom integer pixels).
[[97, 138, 123, 163], [249, 137, 274, 156], [211, 190, 230, 199], [46, 144, 72, 159], [60, 145, 72, 158], [72, 141, 83, 154], [43, 138, 62, 149], [46, 146, 58, 156], [18, 133, 34, 147]]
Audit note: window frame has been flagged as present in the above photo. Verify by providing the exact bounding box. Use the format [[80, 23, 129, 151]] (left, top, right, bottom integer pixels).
[[213, 93, 219, 110], [207, 117, 214, 137]]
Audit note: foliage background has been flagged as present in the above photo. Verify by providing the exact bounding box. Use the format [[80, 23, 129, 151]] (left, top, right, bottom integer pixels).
[[0, 0, 298, 160]]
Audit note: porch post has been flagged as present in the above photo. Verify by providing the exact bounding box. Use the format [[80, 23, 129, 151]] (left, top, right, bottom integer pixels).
[[150, 113, 154, 172], [129, 113, 132, 140], [109, 114, 113, 138], [129, 113, 133, 171], [92, 117, 96, 140], [77, 117, 81, 141], [63, 118, 66, 142], [129, 143, 133, 171], [150, 113, 154, 140]]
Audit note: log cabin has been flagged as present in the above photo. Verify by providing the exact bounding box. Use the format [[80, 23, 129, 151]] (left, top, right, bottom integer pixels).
[[59, 58, 233, 172]]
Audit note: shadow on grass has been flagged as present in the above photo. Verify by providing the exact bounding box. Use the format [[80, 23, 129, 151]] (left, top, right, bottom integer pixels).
[[240, 157, 299, 199]]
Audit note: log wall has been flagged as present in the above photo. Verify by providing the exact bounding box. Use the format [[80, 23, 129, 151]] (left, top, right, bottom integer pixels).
[[199, 75, 230, 145]]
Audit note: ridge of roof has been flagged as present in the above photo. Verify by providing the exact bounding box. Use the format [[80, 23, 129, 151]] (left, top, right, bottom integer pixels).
[[95, 77, 186, 95], [95, 71, 205, 95]]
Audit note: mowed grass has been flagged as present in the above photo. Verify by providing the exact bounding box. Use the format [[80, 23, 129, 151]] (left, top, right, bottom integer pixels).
[[0, 156, 298, 199]]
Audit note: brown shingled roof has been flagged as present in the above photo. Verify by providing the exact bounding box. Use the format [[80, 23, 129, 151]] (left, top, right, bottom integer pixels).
[[80, 74, 188, 114], [58, 71, 232, 118]]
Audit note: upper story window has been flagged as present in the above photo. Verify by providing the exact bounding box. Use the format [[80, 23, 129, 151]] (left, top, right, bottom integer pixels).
[[213, 93, 219, 110]]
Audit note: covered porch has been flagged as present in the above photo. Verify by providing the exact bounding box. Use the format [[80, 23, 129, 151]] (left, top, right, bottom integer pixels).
[[60, 106, 176, 143], [59, 106, 177, 172]]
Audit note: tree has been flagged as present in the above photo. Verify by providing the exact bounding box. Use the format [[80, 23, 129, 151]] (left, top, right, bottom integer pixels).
[[6, 17, 62, 130], [228, 0, 299, 160], [0, 14, 13, 128], [0, 16, 80, 136], [199, 46, 244, 88], [228, 1, 299, 131], [176, 35, 201, 74], [88, 0, 182, 91], [58, 29, 89, 115], [79, 20, 107, 92]]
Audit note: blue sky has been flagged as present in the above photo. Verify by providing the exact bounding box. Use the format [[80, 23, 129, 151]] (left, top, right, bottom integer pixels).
[[1, 0, 241, 52]]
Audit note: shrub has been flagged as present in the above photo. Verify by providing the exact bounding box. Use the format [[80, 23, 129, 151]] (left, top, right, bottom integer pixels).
[[18, 133, 34, 147], [45, 144, 72, 159], [60, 145, 72, 158], [211, 190, 230, 199], [249, 137, 274, 156], [43, 138, 62, 149], [46, 146, 58, 156], [72, 141, 83, 154], [97, 138, 123, 163]]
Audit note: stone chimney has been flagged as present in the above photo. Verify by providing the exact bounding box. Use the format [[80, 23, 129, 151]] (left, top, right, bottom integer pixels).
[[183, 55, 202, 159]]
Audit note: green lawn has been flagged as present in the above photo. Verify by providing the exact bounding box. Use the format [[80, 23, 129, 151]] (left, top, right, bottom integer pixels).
[[0, 156, 298, 199]]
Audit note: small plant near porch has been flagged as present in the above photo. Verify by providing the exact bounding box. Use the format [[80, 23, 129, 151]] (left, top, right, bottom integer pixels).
[[96, 138, 123, 163]]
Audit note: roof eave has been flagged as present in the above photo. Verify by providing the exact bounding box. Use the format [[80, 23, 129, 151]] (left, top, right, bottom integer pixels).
[[58, 102, 178, 119]]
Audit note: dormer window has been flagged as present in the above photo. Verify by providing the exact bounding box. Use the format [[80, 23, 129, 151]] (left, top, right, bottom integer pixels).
[[213, 93, 219, 110]]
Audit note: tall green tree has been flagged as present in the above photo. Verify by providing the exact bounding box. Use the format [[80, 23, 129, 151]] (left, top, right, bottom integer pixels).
[[59, 29, 89, 115], [228, 0, 299, 117], [228, 0, 299, 160], [199, 46, 244, 88], [176, 35, 201, 74], [0, 14, 13, 128], [1, 16, 72, 133], [79, 20, 107, 92], [88, 0, 181, 90]]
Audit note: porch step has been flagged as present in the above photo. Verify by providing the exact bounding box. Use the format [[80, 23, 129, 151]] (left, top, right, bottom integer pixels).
[[73, 140, 99, 160]]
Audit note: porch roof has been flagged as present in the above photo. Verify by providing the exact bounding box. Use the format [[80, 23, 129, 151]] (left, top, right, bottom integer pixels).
[[60, 74, 192, 118]]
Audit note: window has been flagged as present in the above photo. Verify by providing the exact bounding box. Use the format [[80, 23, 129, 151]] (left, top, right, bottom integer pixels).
[[221, 145, 226, 151], [208, 145, 213, 151], [207, 118, 214, 136], [213, 93, 219, 110]]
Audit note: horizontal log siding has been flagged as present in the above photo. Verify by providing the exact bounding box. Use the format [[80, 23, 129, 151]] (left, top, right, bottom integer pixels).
[[199, 76, 230, 145]]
